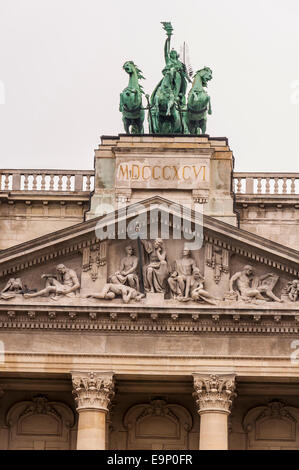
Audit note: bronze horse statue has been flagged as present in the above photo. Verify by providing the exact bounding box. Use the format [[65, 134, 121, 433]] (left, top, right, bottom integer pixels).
[[120, 61, 145, 134], [183, 67, 213, 134]]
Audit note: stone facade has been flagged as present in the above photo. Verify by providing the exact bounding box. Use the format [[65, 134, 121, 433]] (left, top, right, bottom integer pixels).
[[0, 136, 299, 450]]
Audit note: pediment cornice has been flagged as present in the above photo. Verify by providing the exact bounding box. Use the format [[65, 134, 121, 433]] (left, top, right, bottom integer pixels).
[[0, 196, 298, 278]]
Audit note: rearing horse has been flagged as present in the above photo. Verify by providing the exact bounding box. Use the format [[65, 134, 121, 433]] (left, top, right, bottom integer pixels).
[[183, 67, 213, 135], [120, 61, 145, 134]]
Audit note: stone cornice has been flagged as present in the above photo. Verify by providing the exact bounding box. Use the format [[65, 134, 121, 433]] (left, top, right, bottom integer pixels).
[[72, 371, 115, 412], [1, 306, 299, 333], [193, 374, 236, 414]]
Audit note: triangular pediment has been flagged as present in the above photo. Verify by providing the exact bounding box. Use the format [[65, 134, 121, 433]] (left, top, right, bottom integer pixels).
[[0, 196, 298, 313]]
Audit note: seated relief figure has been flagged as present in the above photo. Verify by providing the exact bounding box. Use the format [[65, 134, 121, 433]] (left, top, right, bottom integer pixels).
[[0, 277, 24, 300], [24, 264, 80, 299], [141, 239, 170, 294], [229, 264, 282, 303], [189, 267, 219, 305], [168, 248, 198, 300], [87, 283, 144, 304], [109, 245, 139, 290], [283, 279, 299, 302]]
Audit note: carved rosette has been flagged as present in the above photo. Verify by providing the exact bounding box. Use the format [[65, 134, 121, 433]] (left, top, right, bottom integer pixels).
[[72, 372, 115, 412], [193, 374, 236, 414]]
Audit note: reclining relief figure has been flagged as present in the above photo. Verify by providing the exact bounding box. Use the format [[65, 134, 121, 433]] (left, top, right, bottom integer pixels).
[[229, 265, 282, 303], [87, 283, 144, 304], [24, 264, 80, 299]]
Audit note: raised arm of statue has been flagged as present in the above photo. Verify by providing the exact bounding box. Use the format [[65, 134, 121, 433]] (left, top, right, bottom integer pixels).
[[164, 35, 171, 65], [157, 247, 166, 262], [161, 21, 173, 65]]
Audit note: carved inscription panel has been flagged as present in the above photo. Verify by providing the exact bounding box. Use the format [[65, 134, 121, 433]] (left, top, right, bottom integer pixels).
[[115, 156, 210, 190]]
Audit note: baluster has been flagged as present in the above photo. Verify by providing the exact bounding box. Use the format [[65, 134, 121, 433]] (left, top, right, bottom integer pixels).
[[274, 177, 279, 194], [0, 173, 3, 190], [58, 175, 63, 191], [4, 174, 10, 190], [257, 177, 262, 194], [291, 177, 296, 194], [282, 177, 287, 194], [49, 174, 54, 190], [236, 178, 242, 194], [66, 174, 72, 191], [32, 174, 37, 190], [265, 177, 270, 194], [41, 174, 46, 190], [85, 175, 91, 191], [91, 176, 94, 191], [23, 174, 29, 190]]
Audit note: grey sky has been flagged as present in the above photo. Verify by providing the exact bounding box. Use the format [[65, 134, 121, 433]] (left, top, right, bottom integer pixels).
[[0, 0, 298, 171]]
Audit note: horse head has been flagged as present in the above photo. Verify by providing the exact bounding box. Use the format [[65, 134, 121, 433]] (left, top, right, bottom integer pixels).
[[194, 67, 213, 88], [123, 61, 145, 81]]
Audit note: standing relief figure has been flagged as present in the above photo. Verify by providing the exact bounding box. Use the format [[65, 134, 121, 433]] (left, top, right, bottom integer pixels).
[[229, 265, 282, 303], [24, 264, 80, 299], [109, 245, 139, 291]]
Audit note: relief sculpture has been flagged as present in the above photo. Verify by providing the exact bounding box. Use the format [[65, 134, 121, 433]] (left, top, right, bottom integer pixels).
[[168, 248, 219, 305], [282, 279, 299, 302], [0, 278, 24, 300], [87, 283, 144, 304], [109, 245, 139, 290], [168, 248, 197, 300], [24, 264, 80, 300], [228, 265, 282, 303], [141, 239, 170, 293]]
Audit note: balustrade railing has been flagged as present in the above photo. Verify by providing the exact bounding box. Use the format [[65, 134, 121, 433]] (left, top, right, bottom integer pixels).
[[0, 169, 94, 193], [233, 173, 299, 195], [1, 169, 298, 197]]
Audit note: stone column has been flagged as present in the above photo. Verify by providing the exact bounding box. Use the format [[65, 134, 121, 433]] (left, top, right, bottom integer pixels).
[[193, 373, 236, 450], [72, 371, 115, 450]]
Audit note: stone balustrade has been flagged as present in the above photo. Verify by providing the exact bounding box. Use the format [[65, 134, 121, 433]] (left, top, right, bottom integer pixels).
[[234, 172, 299, 195], [2, 169, 299, 198], [0, 169, 94, 193]]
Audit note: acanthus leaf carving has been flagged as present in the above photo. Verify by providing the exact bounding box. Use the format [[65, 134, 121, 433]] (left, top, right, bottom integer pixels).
[[193, 374, 236, 414], [72, 371, 115, 412]]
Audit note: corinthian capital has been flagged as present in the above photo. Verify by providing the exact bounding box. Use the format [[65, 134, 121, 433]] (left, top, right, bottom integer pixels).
[[72, 371, 115, 412], [193, 373, 236, 414]]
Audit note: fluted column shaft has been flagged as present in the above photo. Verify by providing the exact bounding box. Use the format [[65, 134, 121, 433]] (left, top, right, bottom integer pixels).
[[72, 371, 114, 450], [193, 374, 236, 450]]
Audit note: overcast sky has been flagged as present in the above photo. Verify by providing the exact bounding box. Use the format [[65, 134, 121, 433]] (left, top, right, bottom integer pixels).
[[0, 0, 299, 171]]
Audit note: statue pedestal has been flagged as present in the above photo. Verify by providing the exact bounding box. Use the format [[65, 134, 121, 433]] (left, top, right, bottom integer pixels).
[[86, 135, 237, 227], [145, 293, 165, 306]]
